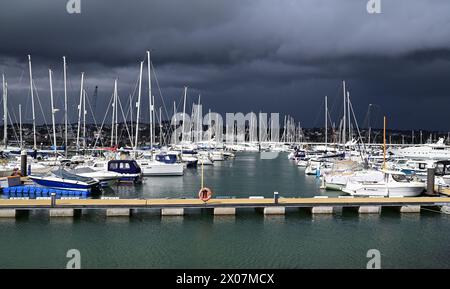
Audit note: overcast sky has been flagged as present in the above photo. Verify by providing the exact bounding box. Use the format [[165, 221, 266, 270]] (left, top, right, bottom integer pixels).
[[1, 0, 450, 130]]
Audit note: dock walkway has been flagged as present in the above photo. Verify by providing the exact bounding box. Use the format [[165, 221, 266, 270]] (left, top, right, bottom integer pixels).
[[0, 196, 449, 217]]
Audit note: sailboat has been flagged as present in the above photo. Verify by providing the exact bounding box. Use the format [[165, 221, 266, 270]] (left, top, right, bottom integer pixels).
[[134, 51, 185, 176]]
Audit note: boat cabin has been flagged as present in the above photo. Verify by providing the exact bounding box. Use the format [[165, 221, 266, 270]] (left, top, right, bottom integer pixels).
[[107, 160, 141, 174], [435, 161, 450, 176]]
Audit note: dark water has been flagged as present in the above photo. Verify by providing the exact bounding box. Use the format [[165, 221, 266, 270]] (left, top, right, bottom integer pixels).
[[0, 153, 449, 269]]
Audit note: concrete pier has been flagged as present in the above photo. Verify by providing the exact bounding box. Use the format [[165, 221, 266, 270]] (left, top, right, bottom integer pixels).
[[161, 208, 184, 216], [400, 205, 421, 213], [358, 206, 381, 214], [214, 207, 236, 215], [0, 209, 16, 218], [106, 208, 130, 217], [263, 206, 285, 215], [312, 206, 334, 214], [49, 209, 74, 217]]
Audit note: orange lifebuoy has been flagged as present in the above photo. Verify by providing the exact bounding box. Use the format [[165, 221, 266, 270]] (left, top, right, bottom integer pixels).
[[198, 187, 212, 202]]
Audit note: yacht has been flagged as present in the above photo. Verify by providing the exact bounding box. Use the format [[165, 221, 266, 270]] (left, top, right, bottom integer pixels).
[[393, 138, 450, 160]]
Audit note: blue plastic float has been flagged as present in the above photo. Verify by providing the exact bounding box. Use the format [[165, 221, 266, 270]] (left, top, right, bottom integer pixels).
[[2, 186, 89, 199]]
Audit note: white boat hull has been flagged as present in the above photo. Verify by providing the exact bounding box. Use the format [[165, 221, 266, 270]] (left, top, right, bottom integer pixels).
[[140, 162, 184, 176], [343, 182, 425, 197]]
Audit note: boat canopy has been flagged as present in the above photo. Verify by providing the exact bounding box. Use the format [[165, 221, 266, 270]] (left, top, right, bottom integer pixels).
[[52, 168, 95, 182], [107, 160, 141, 174]]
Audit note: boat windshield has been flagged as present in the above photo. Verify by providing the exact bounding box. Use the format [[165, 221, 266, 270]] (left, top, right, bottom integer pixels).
[[53, 168, 93, 182], [391, 173, 410, 183]]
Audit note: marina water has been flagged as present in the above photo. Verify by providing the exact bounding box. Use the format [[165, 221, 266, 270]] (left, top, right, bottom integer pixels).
[[0, 153, 449, 268]]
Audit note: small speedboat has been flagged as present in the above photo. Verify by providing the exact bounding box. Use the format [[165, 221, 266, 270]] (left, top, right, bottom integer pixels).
[[29, 168, 100, 192]]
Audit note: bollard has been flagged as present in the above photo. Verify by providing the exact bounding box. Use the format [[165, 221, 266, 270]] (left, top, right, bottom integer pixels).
[[20, 150, 27, 176], [51, 193, 56, 207], [274, 191, 279, 204], [426, 167, 435, 195]]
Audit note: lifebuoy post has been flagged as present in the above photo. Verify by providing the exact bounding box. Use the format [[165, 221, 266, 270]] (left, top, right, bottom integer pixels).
[[198, 187, 212, 202]]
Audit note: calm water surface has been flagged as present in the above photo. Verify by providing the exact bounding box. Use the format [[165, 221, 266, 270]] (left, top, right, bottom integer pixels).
[[0, 153, 449, 268]]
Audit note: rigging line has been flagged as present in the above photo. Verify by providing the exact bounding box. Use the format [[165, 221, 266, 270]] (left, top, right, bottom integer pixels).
[[7, 111, 19, 145], [84, 90, 99, 128], [150, 61, 171, 121], [349, 98, 368, 163], [117, 95, 133, 147], [32, 79, 54, 146], [93, 93, 114, 148], [123, 73, 140, 124]]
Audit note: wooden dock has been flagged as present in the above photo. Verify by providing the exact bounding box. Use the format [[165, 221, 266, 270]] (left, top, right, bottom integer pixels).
[[0, 196, 449, 217]]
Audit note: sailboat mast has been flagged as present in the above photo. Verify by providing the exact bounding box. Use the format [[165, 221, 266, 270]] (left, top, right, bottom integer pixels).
[[28, 55, 37, 149], [325, 95, 328, 151], [19, 104, 22, 149], [181, 87, 187, 143], [76, 72, 84, 151], [147, 51, 153, 153], [347, 91, 351, 141], [173, 101, 177, 145], [159, 107, 162, 145], [2, 74, 7, 148], [49, 69, 57, 155], [83, 89, 87, 150], [114, 80, 118, 146], [342, 80, 346, 145], [130, 93, 134, 146], [197, 94, 201, 142], [152, 94, 156, 147], [134, 62, 144, 150], [63, 56, 68, 157], [383, 116, 386, 169]]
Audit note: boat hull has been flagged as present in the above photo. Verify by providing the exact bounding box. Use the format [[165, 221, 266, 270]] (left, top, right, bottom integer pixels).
[[29, 176, 98, 192]]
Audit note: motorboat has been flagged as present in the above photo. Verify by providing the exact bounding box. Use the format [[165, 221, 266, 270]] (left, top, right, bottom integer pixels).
[[323, 160, 385, 191], [80, 160, 142, 183], [137, 154, 184, 176], [29, 168, 100, 192], [342, 170, 425, 197], [324, 169, 384, 191], [70, 167, 122, 187], [106, 160, 143, 183]]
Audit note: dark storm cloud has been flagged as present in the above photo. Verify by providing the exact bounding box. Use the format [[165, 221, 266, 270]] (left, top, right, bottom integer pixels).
[[1, 0, 450, 130]]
